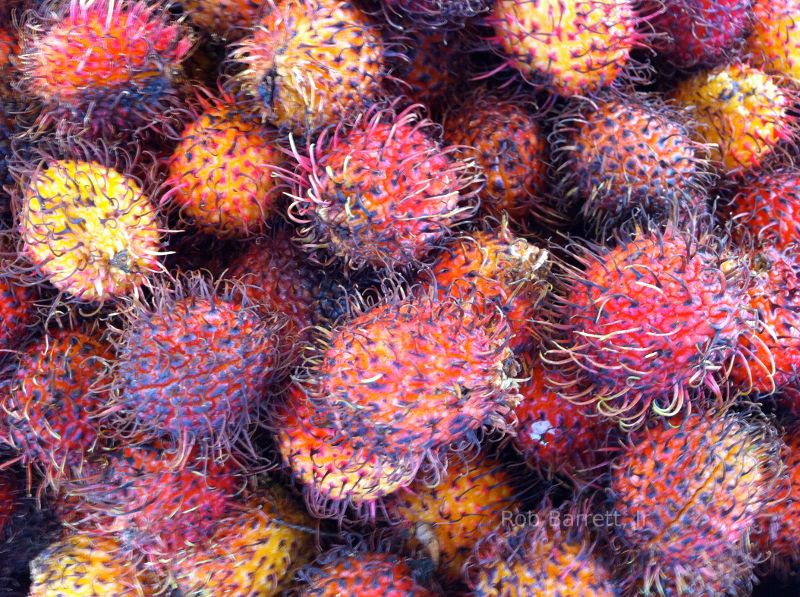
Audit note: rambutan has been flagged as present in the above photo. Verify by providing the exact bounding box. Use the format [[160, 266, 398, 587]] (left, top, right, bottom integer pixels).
[[746, 0, 800, 84], [543, 227, 754, 428], [16, 158, 164, 303], [443, 90, 548, 222], [381, 0, 490, 28], [0, 257, 38, 354], [428, 226, 549, 351], [165, 92, 287, 238], [231, 0, 387, 134], [0, 25, 18, 101], [485, 0, 642, 96], [552, 93, 709, 226], [290, 103, 479, 269], [386, 455, 522, 583], [17, 0, 193, 138], [173, 485, 316, 596], [672, 62, 791, 174], [181, 0, 263, 39], [609, 410, 780, 596]]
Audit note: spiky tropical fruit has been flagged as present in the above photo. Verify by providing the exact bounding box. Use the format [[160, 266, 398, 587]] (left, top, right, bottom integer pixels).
[[18, 159, 163, 303], [298, 551, 436, 596], [610, 411, 780, 596], [443, 90, 548, 221], [553, 93, 709, 225], [746, 0, 800, 84], [275, 385, 420, 518], [672, 62, 791, 174], [382, 0, 489, 28], [232, 0, 387, 133], [648, 0, 753, 68], [0, 110, 15, 223], [387, 455, 521, 583], [486, 0, 641, 96], [1, 329, 112, 483], [544, 227, 753, 428], [729, 167, 800, 249], [0, 258, 38, 353], [302, 291, 518, 464], [181, 0, 263, 39], [29, 533, 158, 597], [173, 485, 315, 596], [166, 93, 286, 238], [0, 25, 18, 100], [17, 0, 193, 138], [290, 104, 479, 269], [114, 275, 281, 453], [467, 501, 618, 596], [428, 226, 549, 350]]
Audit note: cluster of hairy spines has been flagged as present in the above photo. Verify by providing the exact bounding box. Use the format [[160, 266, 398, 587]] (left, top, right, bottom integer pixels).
[[487, 0, 641, 96], [554, 93, 709, 225], [275, 385, 420, 518], [729, 167, 800, 249], [297, 550, 437, 596], [17, 0, 193, 138], [746, 0, 800, 83], [232, 0, 387, 133], [2, 330, 112, 485], [429, 227, 549, 350], [29, 533, 159, 597], [544, 228, 752, 428], [672, 62, 791, 174], [609, 411, 781, 596], [173, 485, 316, 596], [443, 90, 548, 221], [166, 96, 286, 237], [0, 25, 18, 101], [291, 104, 479, 269], [467, 501, 618, 596], [0, 471, 17, 534], [114, 276, 281, 452], [383, 0, 490, 28], [181, 0, 263, 39], [649, 0, 753, 68], [0, 268, 38, 353], [387, 455, 521, 583], [303, 292, 518, 463], [18, 159, 163, 303]]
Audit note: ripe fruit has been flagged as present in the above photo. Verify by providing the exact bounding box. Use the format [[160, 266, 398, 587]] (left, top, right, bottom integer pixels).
[[166, 93, 286, 237], [486, 0, 641, 96], [181, 0, 263, 39], [298, 550, 436, 596], [648, 0, 753, 68], [610, 411, 780, 596], [467, 501, 618, 596], [0, 255, 38, 354], [173, 485, 315, 596], [18, 0, 193, 138], [275, 385, 420, 518], [382, 0, 490, 28], [114, 275, 281, 453], [729, 167, 800, 249], [232, 0, 387, 133], [29, 533, 158, 597], [672, 62, 791, 174], [553, 93, 709, 225], [2, 329, 112, 484], [443, 90, 548, 221], [428, 226, 549, 350], [746, 0, 800, 84], [386, 455, 521, 582], [544, 227, 753, 428], [18, 159, 163, 303], [0, 25, 18, 101], [290, 104, 479, 269]]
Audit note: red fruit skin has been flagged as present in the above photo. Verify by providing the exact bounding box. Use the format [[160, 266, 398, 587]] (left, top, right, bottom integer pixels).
[[0, 472, 16, 534], [0, 272, 37, 353], [730, 168, 800, 250]]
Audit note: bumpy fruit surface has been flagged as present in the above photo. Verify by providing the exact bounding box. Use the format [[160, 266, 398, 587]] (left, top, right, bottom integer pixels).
[[29, 533, 158, 597], [291, 104, 478, 269], [672, 62, 790, 173], [443, 90, 548, 221], [0, 25, 17, 100], [0, 267, 37, 353], [487, 0, 640, 96], [181, 0, 263, 38], [232, 0, 386, 133], [544, 228, 751, 428], [18, 0, 192, 137], [610, 412, 780, 596], [19, 160, 162, 302], [729, 167, 800, 249], [174, 486, 315, 596], [747, 0, 800, 83]]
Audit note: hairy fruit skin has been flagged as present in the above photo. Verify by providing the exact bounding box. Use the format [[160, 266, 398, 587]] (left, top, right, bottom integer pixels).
[[487, 0, 640, 96], [18, 160, 162, 303], [382, 0, 491, 28], [747, 0, 800, 83], [0, 269, 38, 353], [291, 105, 479, 269], [232, 0, 387, 133], [18, 0, 193, 138], [729, 168, 800, 249], [181, 0, 263, 39], [672, 63, 791, 174]]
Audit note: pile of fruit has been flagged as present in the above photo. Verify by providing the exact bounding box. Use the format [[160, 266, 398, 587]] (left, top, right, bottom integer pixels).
[[1, 0, 800, 595]]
